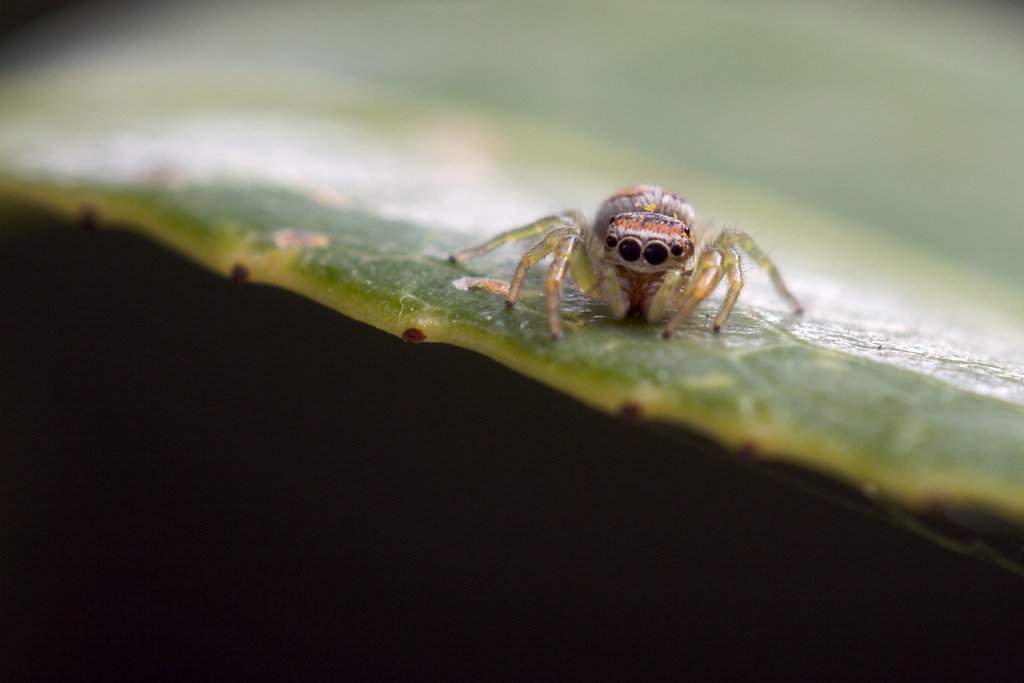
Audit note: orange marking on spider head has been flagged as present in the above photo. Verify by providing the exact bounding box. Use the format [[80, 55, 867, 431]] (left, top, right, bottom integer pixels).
[[611, 212, 690, 239]]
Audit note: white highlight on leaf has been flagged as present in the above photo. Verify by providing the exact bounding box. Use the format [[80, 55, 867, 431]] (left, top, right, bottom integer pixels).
[[744, 266, 1024, 405], [0, 113, 578, 236]]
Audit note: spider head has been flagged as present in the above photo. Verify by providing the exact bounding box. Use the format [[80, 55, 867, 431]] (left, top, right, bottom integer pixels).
[[593, 186, 696, 240], [603, 212, 693, 270]]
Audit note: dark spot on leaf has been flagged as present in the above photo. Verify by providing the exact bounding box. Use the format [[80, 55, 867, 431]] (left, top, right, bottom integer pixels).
[[922, 492, 948, 515], [402, 327, 426, 343], [619, 402, 642, 420], [230, 263, 249, 283], [738, 440, 759, 458]]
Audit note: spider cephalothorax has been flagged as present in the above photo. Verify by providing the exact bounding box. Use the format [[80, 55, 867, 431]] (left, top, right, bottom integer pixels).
[[600, 209, 695, 317], [450, 185, 802, 339]]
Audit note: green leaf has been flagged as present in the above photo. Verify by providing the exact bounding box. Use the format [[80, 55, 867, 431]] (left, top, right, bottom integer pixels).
[[2, 0, 1024, 530]]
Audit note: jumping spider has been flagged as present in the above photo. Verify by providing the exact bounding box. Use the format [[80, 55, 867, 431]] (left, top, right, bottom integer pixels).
[[449, 185, 803, 339]]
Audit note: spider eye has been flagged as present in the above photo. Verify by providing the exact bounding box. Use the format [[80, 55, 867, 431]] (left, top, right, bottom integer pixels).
[[644, 243, 669, 265], [670, 243, 684, 257], [618, 238, 642, 262], [606, 235, 618, 248]]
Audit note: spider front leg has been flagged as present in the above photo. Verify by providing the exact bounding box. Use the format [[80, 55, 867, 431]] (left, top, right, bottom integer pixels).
[[450, 213, 587, 339], [503, 225, 578, 307], [718, 228, 803, 314], [645, 269, 686, 323], [448, 212, 581, 263], [661, 247, 729, 338], [711, 244, 744, 332], [540, 232, 582, 339], [661, 227, 802, 338]]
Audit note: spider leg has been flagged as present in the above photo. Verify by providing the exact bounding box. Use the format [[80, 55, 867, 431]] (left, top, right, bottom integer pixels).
[[717, 228, 803, 314], [712, 245, 742, 332], [661, 249, 726, 338], [661, 227, 802, 338], [452, 225, 576, 304], [568, 240, 601, 302], [646, 269, 686, 322], [506, 225, 578, 305], [464, 228, 580, 338], [543, 233, 581, 339], [452, 209, 586, 338], [448, 212, 582, 263], [602, 263, 628, 319]]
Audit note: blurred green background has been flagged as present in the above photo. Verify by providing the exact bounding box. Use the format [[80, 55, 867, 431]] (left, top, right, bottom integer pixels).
[[5, 0, 1024, 291]]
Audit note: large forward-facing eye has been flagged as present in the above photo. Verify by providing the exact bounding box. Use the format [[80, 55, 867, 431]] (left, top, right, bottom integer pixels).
[[643, 242, 668, 265], [618, 238, 642, 262]]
